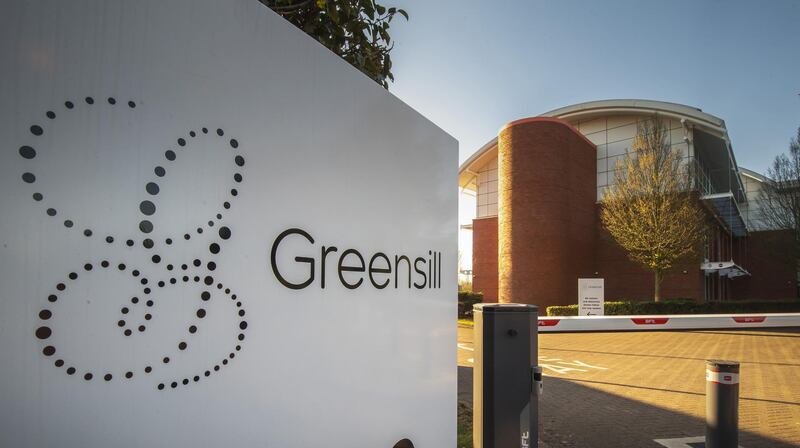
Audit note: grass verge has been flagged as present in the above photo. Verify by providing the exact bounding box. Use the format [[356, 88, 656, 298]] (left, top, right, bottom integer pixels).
[[457, 401, 473, 448]]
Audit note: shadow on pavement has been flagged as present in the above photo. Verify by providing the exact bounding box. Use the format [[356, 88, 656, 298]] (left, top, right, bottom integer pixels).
[[682, 328, 800, 340], [457, 366, 795, 448], [569, 378, 800, 407]]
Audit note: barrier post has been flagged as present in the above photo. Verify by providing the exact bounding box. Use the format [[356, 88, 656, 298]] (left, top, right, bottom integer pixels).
[[473, 303, 539, 448], [706, 360, 740, 448]]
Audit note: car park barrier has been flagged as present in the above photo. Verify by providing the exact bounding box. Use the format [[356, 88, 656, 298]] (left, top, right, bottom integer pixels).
[[537, 313, 800, 332]]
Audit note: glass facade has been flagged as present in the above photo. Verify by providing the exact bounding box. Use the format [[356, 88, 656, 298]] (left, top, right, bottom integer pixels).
[[473, 114, 695, 218], [476, 157, 498, 218], [575, 115, 691, 201]]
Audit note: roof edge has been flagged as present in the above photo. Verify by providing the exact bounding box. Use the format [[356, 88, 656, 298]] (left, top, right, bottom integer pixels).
[[458, 137, 498, 174], [459, 99, 731, 178], [542, 99, 726, 130], [739, 166, 770, 183]]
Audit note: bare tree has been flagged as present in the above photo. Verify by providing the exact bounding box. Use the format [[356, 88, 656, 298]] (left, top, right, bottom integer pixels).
[[759, 126, 800, 263], [601, 116, 707, 302]]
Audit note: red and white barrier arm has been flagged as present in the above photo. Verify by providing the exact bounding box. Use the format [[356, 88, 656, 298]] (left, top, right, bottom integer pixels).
[[537, 313, 800, 332]]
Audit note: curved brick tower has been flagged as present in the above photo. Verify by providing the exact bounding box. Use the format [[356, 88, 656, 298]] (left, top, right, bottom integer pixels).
[[497, 118, 597, 306]]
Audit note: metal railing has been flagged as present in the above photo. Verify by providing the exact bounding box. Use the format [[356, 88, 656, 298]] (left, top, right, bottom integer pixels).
[[690, 158, 714, 196]]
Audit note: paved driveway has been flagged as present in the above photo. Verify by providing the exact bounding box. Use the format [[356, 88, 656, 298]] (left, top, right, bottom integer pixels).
[[457, 325, 800, 447]]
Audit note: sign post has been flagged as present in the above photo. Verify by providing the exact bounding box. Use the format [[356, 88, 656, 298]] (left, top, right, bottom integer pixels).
[[472, 303, 539, 448], [578, 278, 604, 316]]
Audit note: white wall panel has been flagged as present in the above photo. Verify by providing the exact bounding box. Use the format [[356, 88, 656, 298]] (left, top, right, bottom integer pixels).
[[670, 127, 687, 145], [579, 118, 606, 135], [607, 122, 638, 143], [597, 156, 607, 172], [606, 115, 637, 129], [0, 1, 457, 447], [596, 143, 608, 159], [586, 130, 607, 145], [607, 139, 633, 157]]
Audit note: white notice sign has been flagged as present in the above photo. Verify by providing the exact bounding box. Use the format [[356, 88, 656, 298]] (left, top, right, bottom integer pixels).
[[578, 278, 604, 316]]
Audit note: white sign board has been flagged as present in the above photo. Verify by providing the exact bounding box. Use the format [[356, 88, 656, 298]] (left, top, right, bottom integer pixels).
[[0, 1, 457, 447], [578, 278, 605, 316]]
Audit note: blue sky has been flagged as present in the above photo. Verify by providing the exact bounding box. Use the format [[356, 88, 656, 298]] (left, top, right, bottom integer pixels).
[[388, 0, 800, 174]]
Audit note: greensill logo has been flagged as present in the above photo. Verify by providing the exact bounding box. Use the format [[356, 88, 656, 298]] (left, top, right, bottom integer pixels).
[[21, 96, 247, 391], [270, 228, 443, 290]]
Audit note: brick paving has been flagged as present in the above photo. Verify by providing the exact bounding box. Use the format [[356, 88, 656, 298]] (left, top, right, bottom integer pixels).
[[457, 325, 800, 447]]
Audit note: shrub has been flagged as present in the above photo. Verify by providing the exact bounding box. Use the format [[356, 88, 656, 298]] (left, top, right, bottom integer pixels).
[[546, 300, 800, 316], [458, 291, 483, 319], [457, 402, 473, 448]]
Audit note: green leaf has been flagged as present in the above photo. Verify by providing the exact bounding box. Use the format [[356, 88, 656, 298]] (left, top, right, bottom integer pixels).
[[262, 0, 406, 90]]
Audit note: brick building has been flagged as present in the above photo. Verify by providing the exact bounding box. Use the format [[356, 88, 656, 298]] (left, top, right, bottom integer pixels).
[[458, 100, 796, 308]]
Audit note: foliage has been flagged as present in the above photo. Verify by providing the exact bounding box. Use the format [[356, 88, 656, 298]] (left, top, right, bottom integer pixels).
[[260, 0, 407, 88], [760, 126, 800, 263], [458, 291, 483, 319], [457, 402, 473, 448], [546, 300, 800, 316], [600, 116, 707, 302]]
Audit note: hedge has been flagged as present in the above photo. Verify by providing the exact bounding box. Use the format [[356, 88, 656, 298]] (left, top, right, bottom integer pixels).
[[458, 291, 483, 318], [546, 299, 800, 316]]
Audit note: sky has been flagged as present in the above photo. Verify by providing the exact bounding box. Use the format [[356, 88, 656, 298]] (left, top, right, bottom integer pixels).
[[387, 0, 800, 175]]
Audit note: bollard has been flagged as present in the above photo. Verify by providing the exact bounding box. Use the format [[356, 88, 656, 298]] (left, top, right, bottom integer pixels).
[[706, 360, 740, 448], [473, 303, 539, 448]]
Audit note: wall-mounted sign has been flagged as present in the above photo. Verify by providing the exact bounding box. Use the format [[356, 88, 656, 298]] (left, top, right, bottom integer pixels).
[[0, 0, 457, 446], [578, 278, 604, 316]]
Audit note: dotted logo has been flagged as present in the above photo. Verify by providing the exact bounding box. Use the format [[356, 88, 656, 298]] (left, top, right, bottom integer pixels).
[[20, 96, 248, 391]]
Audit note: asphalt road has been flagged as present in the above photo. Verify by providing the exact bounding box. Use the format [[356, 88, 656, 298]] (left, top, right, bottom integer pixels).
[[457, 325, 800, 448]]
